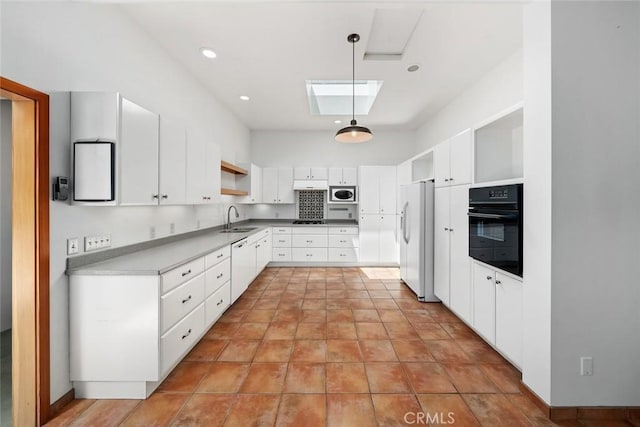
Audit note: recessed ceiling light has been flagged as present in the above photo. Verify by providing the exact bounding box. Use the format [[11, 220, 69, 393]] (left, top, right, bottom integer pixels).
[[334, 120, 342, 124], [407, 64, 420, 72], [200, 48, 217, 59], [239, 95, 250, 101]]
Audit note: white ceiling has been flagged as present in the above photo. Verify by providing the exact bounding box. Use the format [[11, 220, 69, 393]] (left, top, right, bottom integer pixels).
[[122, 1, 522, 131]]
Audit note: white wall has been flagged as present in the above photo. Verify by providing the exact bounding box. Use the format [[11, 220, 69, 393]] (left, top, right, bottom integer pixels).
[[415, 49, 523, 153], [549, 1, 640, 406], [523, 1, 640, 407], [1, 2, 251, 403], [522, 0, 553, 405], [0, 101, 11, 332], [251, 130, 416, 167]]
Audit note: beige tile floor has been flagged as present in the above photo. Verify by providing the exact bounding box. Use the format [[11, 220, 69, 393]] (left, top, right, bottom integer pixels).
[[46, 267, 636, 427]]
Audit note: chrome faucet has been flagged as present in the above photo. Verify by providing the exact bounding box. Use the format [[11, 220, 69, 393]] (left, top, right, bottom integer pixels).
[[226, 205, 239, 229]]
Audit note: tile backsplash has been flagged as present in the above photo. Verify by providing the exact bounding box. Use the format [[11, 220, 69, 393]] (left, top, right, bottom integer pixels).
[[298, 191, 325, 219]]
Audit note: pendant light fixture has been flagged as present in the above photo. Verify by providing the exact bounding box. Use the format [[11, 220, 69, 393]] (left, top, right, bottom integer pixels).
[[335, 33, 373, 143]]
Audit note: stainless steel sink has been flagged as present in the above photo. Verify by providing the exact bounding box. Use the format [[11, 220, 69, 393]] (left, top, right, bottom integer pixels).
[[219, 227, 258, 233]]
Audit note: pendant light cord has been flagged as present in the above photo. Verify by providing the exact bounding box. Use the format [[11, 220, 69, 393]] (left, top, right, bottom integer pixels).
[[352, 36, 355, 123]]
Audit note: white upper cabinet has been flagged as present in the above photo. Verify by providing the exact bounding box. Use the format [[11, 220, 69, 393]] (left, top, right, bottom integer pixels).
[[71, 92, 161, 206], [238, 164, 262, 203], [358, 166, 396, 214], [277, 168, 294, 203], [434, 129, 472, 188], [186, 130, 220, 205], [294, 167, 328, 180], [262, 167, 294, 204], [262, 168, 279, 203], [159, 118, 187, 205], [474, 106, 523, 184], [329, 167, 357, 186], [119, 98, 159, 206]]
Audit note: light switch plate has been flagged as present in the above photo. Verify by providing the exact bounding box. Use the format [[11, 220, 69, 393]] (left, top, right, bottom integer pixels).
[[67, 238, 79, 255]]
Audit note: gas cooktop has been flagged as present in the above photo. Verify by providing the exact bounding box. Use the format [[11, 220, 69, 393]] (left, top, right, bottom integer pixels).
[[292, 220, 325, 225]]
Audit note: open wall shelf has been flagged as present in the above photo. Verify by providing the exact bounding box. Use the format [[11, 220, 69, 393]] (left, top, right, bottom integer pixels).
[[220, 160, 248, 175], [221, 188, 248, 196]]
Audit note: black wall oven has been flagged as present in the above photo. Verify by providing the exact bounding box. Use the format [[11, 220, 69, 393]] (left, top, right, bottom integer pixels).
[[468, 184, 523, 277]]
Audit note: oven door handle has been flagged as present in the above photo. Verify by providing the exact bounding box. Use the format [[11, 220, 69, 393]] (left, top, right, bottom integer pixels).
[[467, 212, 519, 220]]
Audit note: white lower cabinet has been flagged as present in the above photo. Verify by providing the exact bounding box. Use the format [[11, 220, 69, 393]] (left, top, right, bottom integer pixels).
[[291, 226, 329, 262], [70, 244, 232, 399], [495, 271, 523, 368], [359, 214, 398, 263], [205, 282, 231, 325], [328, 247, 359, 262], [160, 303, 204, 375], [472, 261, 522, 368], [292, 247, 328, 262], [434, 185, 471, 323], [272, 227, 292, 261]]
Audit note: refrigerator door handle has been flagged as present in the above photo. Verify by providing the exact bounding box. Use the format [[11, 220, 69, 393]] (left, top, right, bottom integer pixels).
[[402, 202, 410, 244]]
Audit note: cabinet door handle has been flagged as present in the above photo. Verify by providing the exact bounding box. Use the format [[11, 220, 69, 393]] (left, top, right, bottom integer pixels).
[[444, 227, 449, 231], [152, 194, 159, 199], [340, 240, 347, 243], [495, 279, 502, 285], [162, 195, 168, 199], [306, 240, 313, 243], [279, 253, 285, 256], [449, 228, 454, 232], [182, 295, 192, 304], [450, 177, 454, 181], [486, 276, 493, 280], [181, 269, 192, 277], [181, 329, 192, 340], [216, 273, 224, 279], [217, 253, 224, 259], [444, 178, 449, 182], [256, 244, 260, 248], [278, 199, 281, 202], [216, 298, 224, 306]]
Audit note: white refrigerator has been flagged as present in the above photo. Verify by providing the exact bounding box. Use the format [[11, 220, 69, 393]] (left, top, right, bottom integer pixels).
[[399, 181, 438, 302]]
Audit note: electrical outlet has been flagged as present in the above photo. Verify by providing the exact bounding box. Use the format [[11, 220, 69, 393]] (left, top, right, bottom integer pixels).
[[150, 226, 156, 239], [580, 357, 593, 376], [196, 220, 201, 229], [169, 223, 175, 234], [67, 238, 79, 255], [84, 234, 112, 252]]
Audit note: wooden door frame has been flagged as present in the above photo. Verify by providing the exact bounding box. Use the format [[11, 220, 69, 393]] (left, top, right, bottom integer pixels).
[[1, 77, 50, 426]]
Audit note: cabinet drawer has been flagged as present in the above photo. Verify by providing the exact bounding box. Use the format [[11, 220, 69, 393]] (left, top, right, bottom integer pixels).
[[205, 246, 230, 268], [273, 235, 292, 247], [272, 226, 292, 234], [292, 226, 328, 235], [205, 281, 231, 326], [161, 257, 205, 294], [272, 248, 292, 261], [160, 302, 204, 375], [161, 273, 205, 333], [328, 235, 359, 248], [292, 248, 328, 262], [292, 234, 328, 248], [329, 227, 359, 235], [205, 258, 231, 296], [328, 247, 359, 262]]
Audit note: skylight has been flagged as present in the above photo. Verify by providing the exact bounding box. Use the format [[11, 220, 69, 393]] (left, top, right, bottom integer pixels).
[[305, 80, 383, 116]]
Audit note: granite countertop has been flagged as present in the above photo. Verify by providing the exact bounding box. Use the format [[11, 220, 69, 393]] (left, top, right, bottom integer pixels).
[[67, 219, 358, 276]]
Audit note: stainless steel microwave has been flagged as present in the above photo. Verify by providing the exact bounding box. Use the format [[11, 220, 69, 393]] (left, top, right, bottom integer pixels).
[[329, 186, 356, 202]]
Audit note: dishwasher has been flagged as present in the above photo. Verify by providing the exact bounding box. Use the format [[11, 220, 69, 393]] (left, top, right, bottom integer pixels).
[[231, 238, 254, 303]]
